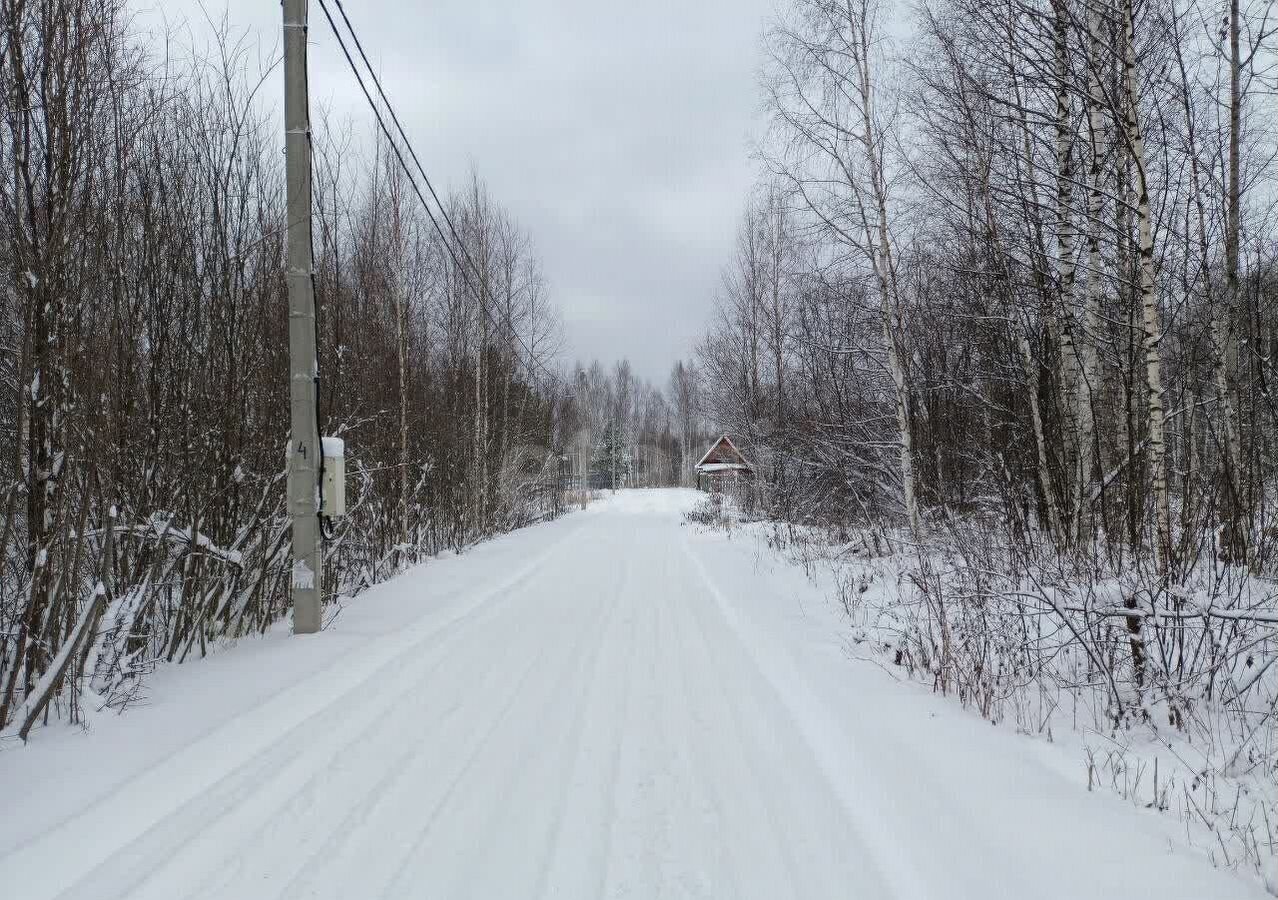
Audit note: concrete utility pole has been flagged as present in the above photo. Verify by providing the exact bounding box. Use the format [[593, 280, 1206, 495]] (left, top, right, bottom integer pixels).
[[283, 0, 323, 634]]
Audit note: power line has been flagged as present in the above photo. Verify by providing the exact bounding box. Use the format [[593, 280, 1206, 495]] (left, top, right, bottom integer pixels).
[[331, 0, 498, 304], [314, 0, 560, 389]]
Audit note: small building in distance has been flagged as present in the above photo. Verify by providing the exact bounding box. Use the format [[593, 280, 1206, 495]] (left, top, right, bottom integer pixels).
[[694, 434, 754, 493]]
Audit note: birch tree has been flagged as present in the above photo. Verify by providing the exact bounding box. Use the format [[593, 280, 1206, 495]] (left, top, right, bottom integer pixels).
[[765, 0, 921, 534]]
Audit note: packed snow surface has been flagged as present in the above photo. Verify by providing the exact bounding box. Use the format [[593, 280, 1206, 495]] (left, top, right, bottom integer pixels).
[[0, 490, 1265, 899]]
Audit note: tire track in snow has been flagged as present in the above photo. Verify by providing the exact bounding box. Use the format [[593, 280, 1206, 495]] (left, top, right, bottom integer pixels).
[[302, 629, 551, 900], [280, 521, 623, 898], [279, 538, 613, 899], [664, 533, 796, 899], [529, 527, 633, 900], [268, 631, 529, 900], [672, 536, 809, 900], [215, 559, 567, 900], [419, 551, 626, 899], [372, 551, 620, 899], [653, 536, 742, 900], [679, 536, 931, 900], [600, 519, 743, 899], [586, 531, 643, 900]]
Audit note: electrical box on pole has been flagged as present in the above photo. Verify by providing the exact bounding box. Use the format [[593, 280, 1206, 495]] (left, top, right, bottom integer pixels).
[[321, 437, 346, 517], [284, 0, 323, 634]]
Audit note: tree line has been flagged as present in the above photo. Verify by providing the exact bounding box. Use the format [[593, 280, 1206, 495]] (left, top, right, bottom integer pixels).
[[0, 1, 565, 736], [705, 0, 1276, 575], [557, 358, 713, 491], [696, 0, 1276, 820]]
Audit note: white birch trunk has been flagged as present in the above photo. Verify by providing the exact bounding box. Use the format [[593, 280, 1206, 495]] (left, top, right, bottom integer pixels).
[[1122, 0, 1171, 571], [396, 286, 409, 552], [1078, 0, 1106, 543], [1218, 0, 1245, 559], [1007, 20, 1065, 545], [1053, 0, 1081, 541], [856, 16, 920, 537]]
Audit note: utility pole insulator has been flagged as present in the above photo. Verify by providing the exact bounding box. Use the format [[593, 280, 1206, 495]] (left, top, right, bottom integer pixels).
[[284, 0, 323, 634]]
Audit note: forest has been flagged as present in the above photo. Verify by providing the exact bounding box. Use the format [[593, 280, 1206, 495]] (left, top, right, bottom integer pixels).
[[694, 0, 1276, 875]]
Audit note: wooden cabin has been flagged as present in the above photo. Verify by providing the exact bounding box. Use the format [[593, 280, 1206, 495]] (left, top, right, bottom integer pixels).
[[694, 435, 754, 493]]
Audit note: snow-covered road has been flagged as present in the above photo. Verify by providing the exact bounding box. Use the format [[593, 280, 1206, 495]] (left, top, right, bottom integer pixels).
[[0, 490, 1265, 899]]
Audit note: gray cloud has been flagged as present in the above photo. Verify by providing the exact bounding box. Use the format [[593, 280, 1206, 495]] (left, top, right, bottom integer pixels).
[[149, 0, 773, 383]]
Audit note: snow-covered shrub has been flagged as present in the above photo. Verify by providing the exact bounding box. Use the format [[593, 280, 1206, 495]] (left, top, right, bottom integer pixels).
[[758, 516, 1277, 887]]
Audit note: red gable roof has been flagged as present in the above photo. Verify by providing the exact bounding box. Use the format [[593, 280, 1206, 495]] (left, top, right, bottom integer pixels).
[[695, 435, 752, 471]]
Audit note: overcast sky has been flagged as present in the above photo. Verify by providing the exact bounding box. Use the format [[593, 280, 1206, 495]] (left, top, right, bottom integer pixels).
[[146, 1, 776, 384]]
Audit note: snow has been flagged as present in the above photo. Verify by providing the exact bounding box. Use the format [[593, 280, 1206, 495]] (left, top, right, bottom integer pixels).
[[696, 461, 750, 473], [321, 436, 345, 458], [0, 489, 1266, 899]]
